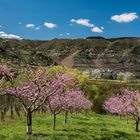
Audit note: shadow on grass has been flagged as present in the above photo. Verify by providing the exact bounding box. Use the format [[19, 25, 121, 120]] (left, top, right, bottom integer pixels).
[[99, 130, 137, 140], [32, 133, 94, 140], [3, 130, 139, 140], [33, 133, 48, 137], [31, 131, 133, 140], [0, 134, 7, 139]]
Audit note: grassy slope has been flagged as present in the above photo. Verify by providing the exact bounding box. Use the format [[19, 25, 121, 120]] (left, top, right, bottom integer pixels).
[[0, 113, 140, 140]]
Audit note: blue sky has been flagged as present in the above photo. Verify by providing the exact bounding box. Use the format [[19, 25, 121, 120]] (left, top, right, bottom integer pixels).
[[0, 0, 140, 40]]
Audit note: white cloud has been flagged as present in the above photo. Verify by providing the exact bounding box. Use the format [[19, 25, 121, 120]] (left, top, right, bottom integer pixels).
[[70, 18, 104, 33], [18, 22, 22, 25], [26, 24, 40, 30], [91, 27, 103, 33], [35, 26, 40, 30], [70, 19, 94, 27], [59, 34, 63, 36], [44, 22, 57, 29], [0, 31, 5, 34], [111, 12, 138, 23], [0, 31, 22, 40], [26, 24, 36, 29], [66, 33, 70, 36], [101, 26, 104, 29]]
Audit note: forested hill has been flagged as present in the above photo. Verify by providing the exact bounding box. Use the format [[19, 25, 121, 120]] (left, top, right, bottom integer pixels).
[[0, 37, 140, 74]]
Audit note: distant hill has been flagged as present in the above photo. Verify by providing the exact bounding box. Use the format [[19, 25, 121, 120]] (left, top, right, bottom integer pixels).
[[0, 37, 140, 78]]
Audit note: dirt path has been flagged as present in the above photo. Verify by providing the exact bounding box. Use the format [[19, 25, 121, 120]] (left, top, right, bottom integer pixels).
[[60, 51, 79, 67]]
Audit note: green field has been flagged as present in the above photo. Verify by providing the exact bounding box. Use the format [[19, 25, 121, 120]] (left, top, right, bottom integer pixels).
[[0, 113, 140, 140]]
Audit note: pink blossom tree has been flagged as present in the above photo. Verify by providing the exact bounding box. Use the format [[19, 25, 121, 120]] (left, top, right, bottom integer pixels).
[[0, 65, 16, 121], [103, 94, 124, 115], [47, 90, 92, 130], [5, 68, 79, 135], [103, 88, 140, 132], [47, 94, 64, 130], [0, 65, 15, 84]]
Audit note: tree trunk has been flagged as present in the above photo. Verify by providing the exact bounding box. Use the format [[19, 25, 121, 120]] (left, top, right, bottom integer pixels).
[[27, 109, 32, 135], [136, 120, 139, 132], [53, 114, 56, 130], [126, 115, 128, 124], [11, 105, 14, 119], [0, 111, 5, 122], [119, 115, 121, 120], [15, 107, 20, 117], [64, 111, 68, 124]]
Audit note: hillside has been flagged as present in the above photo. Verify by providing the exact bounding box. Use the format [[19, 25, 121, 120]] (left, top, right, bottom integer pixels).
[[0, 37, 140, 78]]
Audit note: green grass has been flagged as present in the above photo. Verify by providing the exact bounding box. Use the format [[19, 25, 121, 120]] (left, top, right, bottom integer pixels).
[[0, 113, 140, 140]]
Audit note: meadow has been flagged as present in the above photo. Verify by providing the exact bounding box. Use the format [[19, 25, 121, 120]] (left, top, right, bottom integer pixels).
[[0, 113, 140, 140], [0, 65, 140, 140]]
